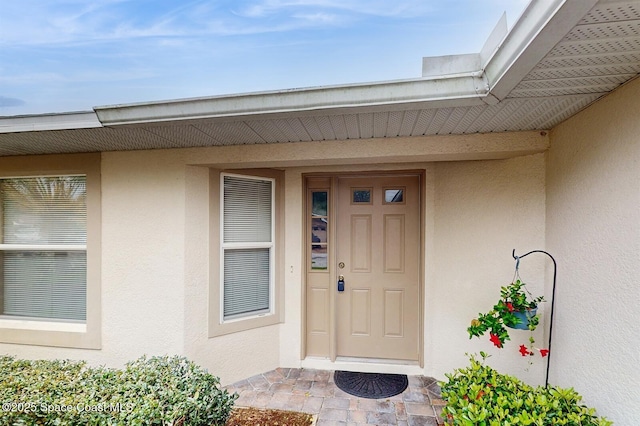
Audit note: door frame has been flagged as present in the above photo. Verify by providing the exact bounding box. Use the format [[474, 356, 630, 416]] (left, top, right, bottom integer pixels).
[[302, 170, 425, 368]]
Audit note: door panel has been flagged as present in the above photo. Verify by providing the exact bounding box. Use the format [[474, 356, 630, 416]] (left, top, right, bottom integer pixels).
[[350, 215, 372, 272], [384, 289, 404, 337], [308, 287, 329, 334], [383, 214, 405, 273], [337, 175, 420, 361], [350, 289, 371, 336]]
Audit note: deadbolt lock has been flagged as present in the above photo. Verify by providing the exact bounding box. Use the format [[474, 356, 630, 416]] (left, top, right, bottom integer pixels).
[[338, 262, 345, 269]]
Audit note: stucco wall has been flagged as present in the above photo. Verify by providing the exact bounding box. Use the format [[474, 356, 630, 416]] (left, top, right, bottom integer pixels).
[[0, 151, 188, 366], [0, 131, 549, 387], [1, 86, 636, 419], [182, 163, 281, 385], [428, 154, 547, 385], [547, 77, 640, 425], [0, 149, 284, 386]]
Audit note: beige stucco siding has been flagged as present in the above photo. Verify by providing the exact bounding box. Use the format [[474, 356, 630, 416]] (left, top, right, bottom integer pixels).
[[280, 170, 304, 368], [0, 131, 548, 387], [547, 77, 640, 425], [0, 80, 637, 424], [101, 150, 186, 362], [429, 154, 547, 385], [182, 163, 281, 385], [0, 151, 188, 366]]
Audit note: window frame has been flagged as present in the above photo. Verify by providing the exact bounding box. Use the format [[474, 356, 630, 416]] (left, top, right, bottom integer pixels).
[[219, 173, 275, 322], [0, 153, 101, 349], [209, 169, 284, 337], [0, 174, 88, 322], [309, 189, 329, 272], [383, 186, 407, 205]]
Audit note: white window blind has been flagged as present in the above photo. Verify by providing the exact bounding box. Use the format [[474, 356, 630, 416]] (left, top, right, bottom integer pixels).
[[222, 175, 274, 320], [0, 176, 87, 321], [223, 177, 272, 243], [223, 248, 270, 318]]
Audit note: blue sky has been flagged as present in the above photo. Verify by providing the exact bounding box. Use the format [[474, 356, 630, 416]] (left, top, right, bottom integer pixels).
[[0, 0, 529, 116]]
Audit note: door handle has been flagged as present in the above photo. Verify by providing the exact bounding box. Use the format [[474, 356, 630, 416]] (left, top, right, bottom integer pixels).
[[338, 275, 345, 292]]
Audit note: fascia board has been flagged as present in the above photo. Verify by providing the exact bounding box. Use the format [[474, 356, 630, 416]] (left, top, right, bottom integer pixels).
[[0, 111, 101, 134], [95, 76, 489, 126], [422, 54, 481, 78], [480, 13, 509, 65], [484, 0, 599, 101]]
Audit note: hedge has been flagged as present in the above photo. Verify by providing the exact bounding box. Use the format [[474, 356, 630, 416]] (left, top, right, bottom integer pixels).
[[440, 354, 612, 425], [0, 355, 237, 426]]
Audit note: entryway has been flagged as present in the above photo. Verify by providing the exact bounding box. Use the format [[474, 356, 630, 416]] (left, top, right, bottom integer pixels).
[[225, 367, 445, 425], [304, 172, 423, 366]]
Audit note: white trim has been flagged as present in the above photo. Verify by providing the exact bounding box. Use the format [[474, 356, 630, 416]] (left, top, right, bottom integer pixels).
[[219, 308, 272, 323], [483, 0, 599, 101], [0, 154, 101, 349], [0, 317, 86, 332], [94, 77, 488, 126], [221, 242, 273, 249], [0, 174, 89, 323], [0, 112, 101, 134], [0, 244, 86, 251], [0, 173, 85, 179], [219, 173, 276, 323], [301, 357, 424, 376], [88, 1, 599, 126]]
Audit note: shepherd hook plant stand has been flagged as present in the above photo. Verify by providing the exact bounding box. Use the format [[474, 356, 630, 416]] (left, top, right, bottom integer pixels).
[[512, 249, 556, 387]]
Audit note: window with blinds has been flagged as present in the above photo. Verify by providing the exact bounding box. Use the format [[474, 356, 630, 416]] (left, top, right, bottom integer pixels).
[[221, 174, 274, 320], [0, 176, 87, 322]]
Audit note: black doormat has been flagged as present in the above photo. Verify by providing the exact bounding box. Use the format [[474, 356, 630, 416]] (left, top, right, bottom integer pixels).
[[334, 370, 408, 399]]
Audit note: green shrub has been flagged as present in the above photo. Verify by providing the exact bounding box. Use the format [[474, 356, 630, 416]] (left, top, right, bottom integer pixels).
[[0, 355, 237, 425], [440, 353, 612, 426]]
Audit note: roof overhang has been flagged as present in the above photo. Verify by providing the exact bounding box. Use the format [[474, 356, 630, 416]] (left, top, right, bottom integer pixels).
[[0, 0, 637, 156], [94, 76, 491, 127], [485, 0, 599, 100], [0, 111, 101, 134]]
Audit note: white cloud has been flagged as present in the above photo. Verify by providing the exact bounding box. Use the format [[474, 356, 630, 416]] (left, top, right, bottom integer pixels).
[[222, 0, 435, 35], [0, 0, 528, 48], [234, 0, 431, 18], [0, 0, 531, 115], [292, 12, 340, 24]]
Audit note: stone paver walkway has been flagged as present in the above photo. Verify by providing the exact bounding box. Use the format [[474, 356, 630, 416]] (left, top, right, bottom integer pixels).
[[225, 368, 446, 425]]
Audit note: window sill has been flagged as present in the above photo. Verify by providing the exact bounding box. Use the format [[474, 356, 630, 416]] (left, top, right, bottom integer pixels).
[[0, 317, 86, 333], [0, 317, 99, 349], [222, 309, 272, 324], [210, 311, 280, 337]]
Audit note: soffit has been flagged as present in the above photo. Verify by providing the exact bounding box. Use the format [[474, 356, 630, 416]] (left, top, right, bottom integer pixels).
[[510, 0, 640, 100], [0, 0, 638, 156]]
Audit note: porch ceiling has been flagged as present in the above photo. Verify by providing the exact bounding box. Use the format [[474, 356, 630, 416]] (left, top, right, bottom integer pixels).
[[0, 0, 639, 157]]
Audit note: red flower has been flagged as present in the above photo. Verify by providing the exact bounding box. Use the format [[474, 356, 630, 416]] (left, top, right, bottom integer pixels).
[[519, 345, 530, 357], [489, 333, 503, 348], [539, 349, 550, 357], [506, 302, 514, 312]]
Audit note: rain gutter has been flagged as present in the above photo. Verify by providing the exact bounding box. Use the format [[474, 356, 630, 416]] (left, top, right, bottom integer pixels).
[[0, 0, 600, 131], [94, 0, 599, 127], [483, 0, 599, 102], [0, 111, 100, 134], [94, 75, 490, 126]]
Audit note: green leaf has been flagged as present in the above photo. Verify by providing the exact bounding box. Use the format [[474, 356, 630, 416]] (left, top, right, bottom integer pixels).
[[440, 355, 610, 426]]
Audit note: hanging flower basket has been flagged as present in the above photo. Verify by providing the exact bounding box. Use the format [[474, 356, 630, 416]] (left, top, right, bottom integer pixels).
[[508, 307, 538, 330], [468, 279, 547, 358]]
